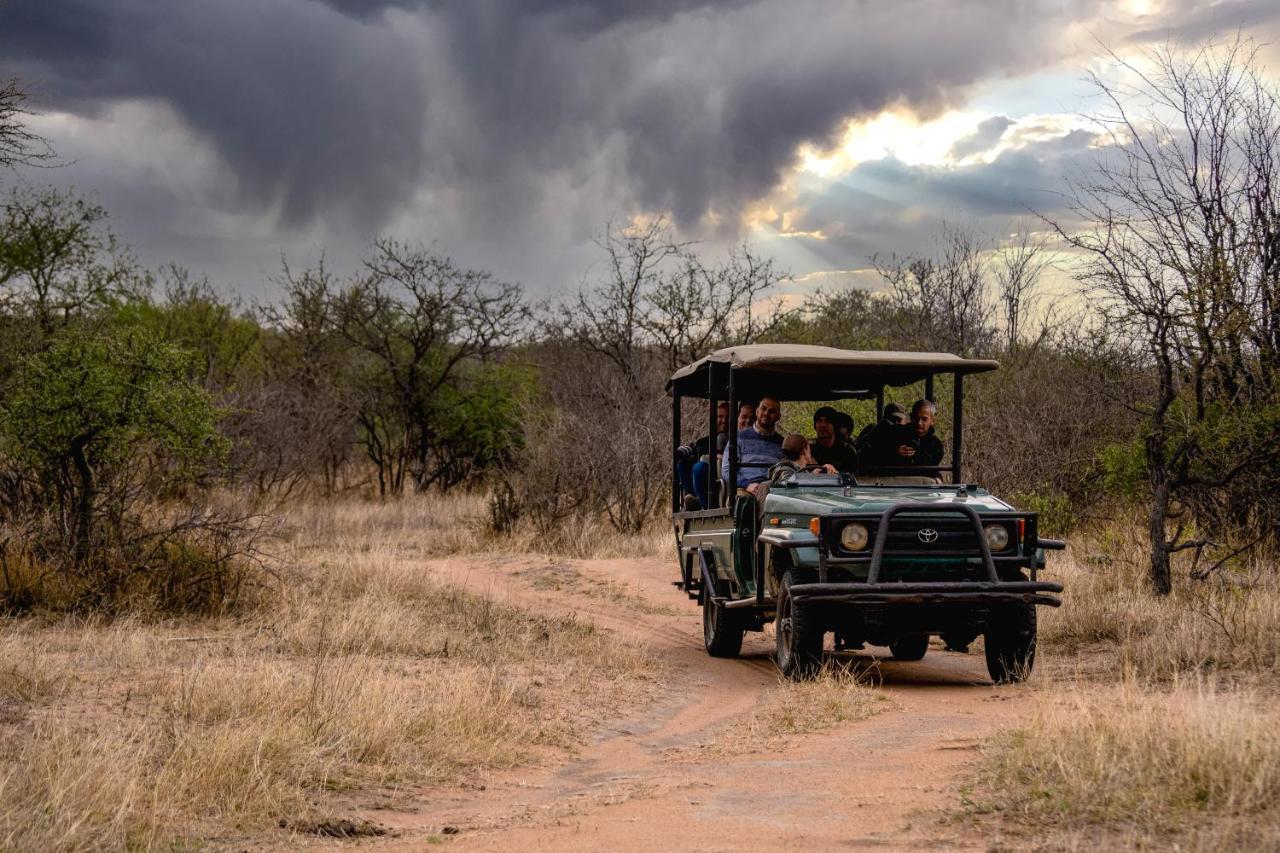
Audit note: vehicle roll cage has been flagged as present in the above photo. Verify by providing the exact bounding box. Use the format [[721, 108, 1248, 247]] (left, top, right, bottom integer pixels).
[[666, 347, 999, 511]]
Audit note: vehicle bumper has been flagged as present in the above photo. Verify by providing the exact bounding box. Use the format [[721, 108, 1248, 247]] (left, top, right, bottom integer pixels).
[[787, 580, 1063, 608]]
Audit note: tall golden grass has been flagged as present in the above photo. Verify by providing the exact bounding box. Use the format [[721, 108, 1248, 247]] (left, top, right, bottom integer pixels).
[[973, 680, 1280, 850], [0, 495, 660, 851], [973, 511, 1280, 848], [1039, 510, 1280, 679]]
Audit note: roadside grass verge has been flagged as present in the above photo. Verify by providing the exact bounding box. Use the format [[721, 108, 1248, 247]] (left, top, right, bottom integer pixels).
[[1039, 511, 1280, 679], [968, 681, 1280, 850], [0, 497, 660, 851], [282, 491, 670, 561]]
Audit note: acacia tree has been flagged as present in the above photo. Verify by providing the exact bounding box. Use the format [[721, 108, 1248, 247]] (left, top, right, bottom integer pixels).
[[1051, 40, 1280, 595], [0, 187, 144, 343], [338, 240, 527, 496]]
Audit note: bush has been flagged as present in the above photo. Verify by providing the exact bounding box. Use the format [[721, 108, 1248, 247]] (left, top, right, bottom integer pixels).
[[1010, 490, 1077, 537], [0, 326, 261, 614]]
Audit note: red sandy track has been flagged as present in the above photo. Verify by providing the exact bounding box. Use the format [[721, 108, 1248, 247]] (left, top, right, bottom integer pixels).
[[356, 553, 1035, 852]]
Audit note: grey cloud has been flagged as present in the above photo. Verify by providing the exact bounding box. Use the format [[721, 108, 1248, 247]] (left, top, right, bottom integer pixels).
[[948, 115, 1013, 159], [0, 0, 427, 228], [776, 126, 1103, 267], [2, 0, 1104, 295], [1126, 0, 1280, 44]]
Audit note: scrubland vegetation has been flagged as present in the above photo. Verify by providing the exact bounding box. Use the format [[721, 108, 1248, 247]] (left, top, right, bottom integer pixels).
[[0, 496, 659, 850], [1, 38, 1280, 852]]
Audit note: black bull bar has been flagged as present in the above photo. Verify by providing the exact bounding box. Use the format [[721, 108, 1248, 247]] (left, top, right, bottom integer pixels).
[[788, 581, 1062, 607], [763, 501, 1064, 608]]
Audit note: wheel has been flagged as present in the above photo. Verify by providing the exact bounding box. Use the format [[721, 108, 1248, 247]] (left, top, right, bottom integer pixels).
[[703, 592, 744, 658], [775, 570, 823, 680], [889, 633, 930, 661], [985, 603, 1037, 684]]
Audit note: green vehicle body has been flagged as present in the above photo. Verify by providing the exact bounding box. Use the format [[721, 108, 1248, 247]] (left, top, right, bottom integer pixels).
[[668, 345, 1065, 683]]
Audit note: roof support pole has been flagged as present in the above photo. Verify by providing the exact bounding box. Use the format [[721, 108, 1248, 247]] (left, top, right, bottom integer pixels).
[[671, 392, 681, 513], [875, 385, 884, 422], [925, 373, 935, 403], [727, 367, 737, 500], [953, 373, 964, 483], [706, 366, 719, 509]]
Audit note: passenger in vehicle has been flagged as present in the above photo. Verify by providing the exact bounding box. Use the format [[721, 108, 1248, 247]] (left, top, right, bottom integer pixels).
[[855, 403, 911, 469], [810, 406, 858, 473], [735, 400, 756, 433], [722, 395, 784, 491], [768, 434, 837, 484], [854, 402, 908, 454], [677, 401, 729, 510], [898, 399, 945, 470], [833, 411, 855, 444]]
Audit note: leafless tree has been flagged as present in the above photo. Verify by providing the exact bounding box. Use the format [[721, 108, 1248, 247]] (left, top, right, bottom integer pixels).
[[0, 79, 53, 171], [1048, 38, 1280, 595], [876, 223, 997, 355], [993, 225, 1053, 354]]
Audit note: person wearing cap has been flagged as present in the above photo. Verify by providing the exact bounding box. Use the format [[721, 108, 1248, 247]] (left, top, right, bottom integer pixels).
[[810, 406, 859, 473], [855, 402, 912, 470]]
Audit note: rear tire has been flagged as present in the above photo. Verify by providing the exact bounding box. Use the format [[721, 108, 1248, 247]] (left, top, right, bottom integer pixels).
[[889, 634, 930, 661], [703, 593, 744, 658], [775, 570, 823, 680], [985, 603, 1037, 684]]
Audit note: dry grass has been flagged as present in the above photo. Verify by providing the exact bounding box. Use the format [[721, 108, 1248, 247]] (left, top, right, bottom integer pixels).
[[699, 669, 885, 757], [282, 491, 671, 561], [0, 496, 661, 851], [1040, 510, 1280, 680], [971, 680, 1280, 850], [972, 510, 1280, 849]]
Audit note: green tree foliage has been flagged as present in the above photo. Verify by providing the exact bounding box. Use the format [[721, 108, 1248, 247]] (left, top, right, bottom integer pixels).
[[337, 240, 529, 495], [2, 327, 226, 566], [116, 266, 264, 391], [0, 186, 144, 345]]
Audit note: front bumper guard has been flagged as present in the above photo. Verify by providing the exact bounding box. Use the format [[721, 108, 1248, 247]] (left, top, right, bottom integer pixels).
[[788, 580, 1062, 607]]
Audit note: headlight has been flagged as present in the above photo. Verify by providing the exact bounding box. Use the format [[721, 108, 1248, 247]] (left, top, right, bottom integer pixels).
[[840, 522, 869, 551], [983, 523, 1010, 551]]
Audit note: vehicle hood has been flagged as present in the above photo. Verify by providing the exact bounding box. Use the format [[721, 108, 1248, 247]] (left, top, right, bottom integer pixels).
[[763, 484, 1013, 516]]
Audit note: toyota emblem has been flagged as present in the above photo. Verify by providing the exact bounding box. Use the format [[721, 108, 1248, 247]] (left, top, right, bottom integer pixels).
[[917, 528, 939, 543]]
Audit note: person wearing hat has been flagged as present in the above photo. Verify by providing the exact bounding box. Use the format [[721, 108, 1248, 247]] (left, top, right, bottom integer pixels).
[[810, 406, 859, 473]]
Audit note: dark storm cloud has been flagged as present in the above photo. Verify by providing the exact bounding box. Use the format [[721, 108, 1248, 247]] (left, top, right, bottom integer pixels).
[[0, 0, 427, 227], [1, 0, 1104, 293]]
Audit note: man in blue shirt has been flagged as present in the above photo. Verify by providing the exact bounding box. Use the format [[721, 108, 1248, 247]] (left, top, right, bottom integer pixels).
[[722, 395, 784, 490]]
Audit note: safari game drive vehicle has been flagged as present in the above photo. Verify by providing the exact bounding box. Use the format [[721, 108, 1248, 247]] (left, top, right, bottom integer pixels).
[[668, 345, 1065, 682]]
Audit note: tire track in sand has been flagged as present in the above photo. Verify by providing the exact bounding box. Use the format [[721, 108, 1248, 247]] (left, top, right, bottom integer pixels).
[[356, 552, 1033, 852]]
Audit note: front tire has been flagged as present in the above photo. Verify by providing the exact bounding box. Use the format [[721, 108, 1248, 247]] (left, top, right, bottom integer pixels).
[[703, 593, 744, 658], [985, 603, 1037, 684], [775, 570, 823, 680], [889, 634, 930, 661]]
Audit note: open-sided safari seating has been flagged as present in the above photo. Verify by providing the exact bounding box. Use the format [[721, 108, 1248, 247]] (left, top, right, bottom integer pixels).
[[667, 345, 1065, 682]]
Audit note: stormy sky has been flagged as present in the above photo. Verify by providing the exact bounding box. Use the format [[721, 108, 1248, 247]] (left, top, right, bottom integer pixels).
[[3, 0, 1279, 300]]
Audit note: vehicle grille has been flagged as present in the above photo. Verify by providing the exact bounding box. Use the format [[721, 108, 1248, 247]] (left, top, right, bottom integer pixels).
[[877, 517, 982, 553]]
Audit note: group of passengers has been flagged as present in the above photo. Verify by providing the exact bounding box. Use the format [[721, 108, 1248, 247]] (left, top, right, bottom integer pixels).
[[678, 396, 947, 509]]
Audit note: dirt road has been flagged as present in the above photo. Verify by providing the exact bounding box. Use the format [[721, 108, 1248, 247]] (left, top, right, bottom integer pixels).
[[363, 552, 1033, 851]]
